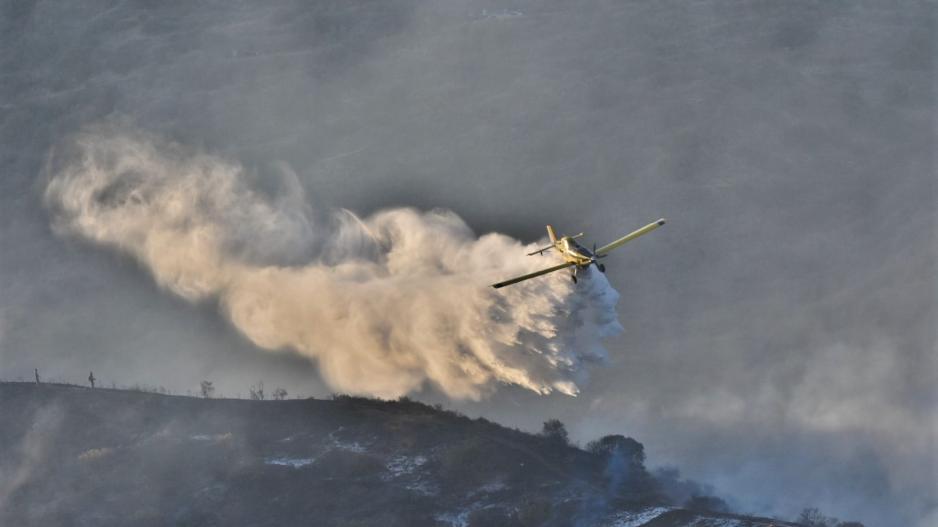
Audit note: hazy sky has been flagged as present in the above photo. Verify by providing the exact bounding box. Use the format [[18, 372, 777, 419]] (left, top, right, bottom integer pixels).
[[1, 1, 934, 525]]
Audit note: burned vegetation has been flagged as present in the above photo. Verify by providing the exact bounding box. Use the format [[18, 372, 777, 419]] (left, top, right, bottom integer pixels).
[[1, 383, 803, 526]]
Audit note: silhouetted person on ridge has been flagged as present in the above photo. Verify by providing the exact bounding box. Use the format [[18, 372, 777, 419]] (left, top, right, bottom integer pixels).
[[35, 368, 40, 384], [88, 371, 95, 389]]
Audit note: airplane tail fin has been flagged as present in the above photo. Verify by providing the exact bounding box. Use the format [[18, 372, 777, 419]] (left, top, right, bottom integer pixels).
[[546, 225, 557, 244]]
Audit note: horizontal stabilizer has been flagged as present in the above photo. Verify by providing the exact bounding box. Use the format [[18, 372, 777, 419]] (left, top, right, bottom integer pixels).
[[526, 244, 556, 256]]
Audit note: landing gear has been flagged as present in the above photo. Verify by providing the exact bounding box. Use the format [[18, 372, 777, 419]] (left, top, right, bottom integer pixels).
[[597, 263, 606, 273], [571, 274, 578, 284]]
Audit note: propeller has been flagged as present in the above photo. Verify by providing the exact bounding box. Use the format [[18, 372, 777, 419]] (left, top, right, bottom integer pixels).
[[592, 243, 606, 272]]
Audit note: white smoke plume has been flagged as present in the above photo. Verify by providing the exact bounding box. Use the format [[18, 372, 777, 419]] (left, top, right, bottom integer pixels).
[[43, 126, 623, 400]]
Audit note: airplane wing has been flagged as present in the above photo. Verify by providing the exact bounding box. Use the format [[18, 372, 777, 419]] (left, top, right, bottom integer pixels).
[[595, 219, 666, 256], [526, 244, 555, 256], [492, 261, 575, 289]]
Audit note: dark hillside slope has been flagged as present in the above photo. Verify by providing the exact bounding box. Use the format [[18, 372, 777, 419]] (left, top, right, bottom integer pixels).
[[0, 383, 798, 527]]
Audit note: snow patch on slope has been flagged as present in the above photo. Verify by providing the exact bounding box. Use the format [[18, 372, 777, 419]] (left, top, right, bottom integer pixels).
[[685, 518, 750, 527], [435, 509, 472, 527], [265, 456, 315, 468], [190, 433, 232, 442], [384, 455, 427, 478], [383, 455, 437, 495], [606, 506, 673, 527]]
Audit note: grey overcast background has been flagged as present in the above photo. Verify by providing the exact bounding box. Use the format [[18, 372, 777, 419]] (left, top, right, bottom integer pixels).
[[1, 1, 935, 525]]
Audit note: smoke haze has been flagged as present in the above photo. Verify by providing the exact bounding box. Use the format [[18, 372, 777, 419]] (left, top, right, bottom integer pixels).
[[1, 1, 934, 525]]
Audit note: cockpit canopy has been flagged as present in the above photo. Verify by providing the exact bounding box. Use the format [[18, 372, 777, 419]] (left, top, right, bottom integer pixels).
[[562, 237, 593, 257]]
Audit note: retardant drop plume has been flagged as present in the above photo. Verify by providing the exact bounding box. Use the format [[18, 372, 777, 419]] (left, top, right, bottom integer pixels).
[[43, 126, 623, 400]]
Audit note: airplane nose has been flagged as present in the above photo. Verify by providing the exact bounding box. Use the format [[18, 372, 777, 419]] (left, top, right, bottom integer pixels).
[[657, 218, 666, 226]]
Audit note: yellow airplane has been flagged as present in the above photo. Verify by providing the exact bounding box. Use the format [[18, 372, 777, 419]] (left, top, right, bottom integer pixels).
[[492, 218, 666, 288]]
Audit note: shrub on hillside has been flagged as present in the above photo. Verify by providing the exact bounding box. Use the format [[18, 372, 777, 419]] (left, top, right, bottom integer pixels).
[[585, 434, 645, 466], [796, 508, 865, 527], [539, 419, 569, 446]]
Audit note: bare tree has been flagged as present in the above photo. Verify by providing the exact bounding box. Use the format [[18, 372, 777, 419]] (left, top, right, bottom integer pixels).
[[272, 387, 288, 400], [200, 380, 215, 398], [797, 508, 836, 527], [249, 381, 265, 401], [88, 371, 95, 389], [34, 368, 40, 384]]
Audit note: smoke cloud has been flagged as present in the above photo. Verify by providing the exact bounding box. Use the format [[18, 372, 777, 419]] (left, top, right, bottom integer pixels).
[[0, 405, 64, 510], [43, 126, 622, 400]]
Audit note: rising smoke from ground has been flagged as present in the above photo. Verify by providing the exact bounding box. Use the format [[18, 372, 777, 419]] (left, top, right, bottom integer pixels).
[[43, 125, 622, 400], [0, 405, 63, 511]]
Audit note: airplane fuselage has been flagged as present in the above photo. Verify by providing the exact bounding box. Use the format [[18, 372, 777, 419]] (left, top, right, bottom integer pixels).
[[559, 237, 595, 267]]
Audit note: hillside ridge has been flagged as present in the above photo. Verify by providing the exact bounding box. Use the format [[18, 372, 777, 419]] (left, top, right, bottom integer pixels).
[[1, 382, 800, 527]]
